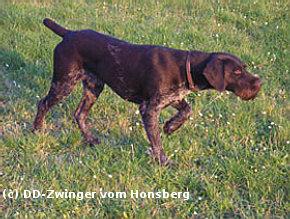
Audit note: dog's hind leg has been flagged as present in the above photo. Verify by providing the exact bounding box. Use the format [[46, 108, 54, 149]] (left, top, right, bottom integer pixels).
[[33, 43, 82, 131], [74, 73, 104, 145], [163, 99, 192, 135], [33, 74, 80, 131]]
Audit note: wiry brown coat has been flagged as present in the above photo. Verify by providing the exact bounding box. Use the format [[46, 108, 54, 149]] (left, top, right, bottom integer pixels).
[[33, 19, 261, 165]]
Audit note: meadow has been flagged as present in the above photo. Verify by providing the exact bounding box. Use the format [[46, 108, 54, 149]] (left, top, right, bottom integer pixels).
[[0, 0, 289, 218]]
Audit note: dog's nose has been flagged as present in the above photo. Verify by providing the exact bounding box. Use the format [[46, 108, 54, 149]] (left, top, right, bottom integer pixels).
[[254, 78, 262, 89]]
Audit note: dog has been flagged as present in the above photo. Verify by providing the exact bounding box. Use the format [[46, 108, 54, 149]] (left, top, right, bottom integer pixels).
[[33, 18, 262, 165]]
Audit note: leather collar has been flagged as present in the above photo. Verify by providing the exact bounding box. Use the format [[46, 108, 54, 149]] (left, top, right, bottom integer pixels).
[[186, 52, 197, 91]]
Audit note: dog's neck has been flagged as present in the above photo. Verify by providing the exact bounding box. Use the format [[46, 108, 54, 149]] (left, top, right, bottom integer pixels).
[[188, 51, 213, 90]]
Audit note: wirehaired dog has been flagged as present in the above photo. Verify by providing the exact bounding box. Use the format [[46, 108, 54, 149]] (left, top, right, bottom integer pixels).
[[33, 18, 262, 165]]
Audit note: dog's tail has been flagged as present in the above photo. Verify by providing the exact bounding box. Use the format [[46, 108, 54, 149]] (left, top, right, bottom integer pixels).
[[43, 18, 69, 37]]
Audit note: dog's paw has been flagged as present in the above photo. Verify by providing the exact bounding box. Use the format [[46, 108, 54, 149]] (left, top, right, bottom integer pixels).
[[32, 122, 43, 133], [163, 122, 172, 135], [85, 137, 100, 146], [163, 122, 174, 135], [159, 155, 174, 167], [147, 148, 174, 167]]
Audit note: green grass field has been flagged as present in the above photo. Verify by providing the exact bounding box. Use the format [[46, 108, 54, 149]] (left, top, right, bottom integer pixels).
[[1, 0, 289, 218]]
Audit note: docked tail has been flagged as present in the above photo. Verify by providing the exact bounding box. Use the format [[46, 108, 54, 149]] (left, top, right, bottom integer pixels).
[[43, 18, 69, 37]]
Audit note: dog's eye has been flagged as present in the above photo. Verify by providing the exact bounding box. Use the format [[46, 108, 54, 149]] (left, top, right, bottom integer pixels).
[[233, 68, 242, 75]]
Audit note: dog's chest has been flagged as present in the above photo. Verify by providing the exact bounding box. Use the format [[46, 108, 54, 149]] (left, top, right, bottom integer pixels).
[[105, 43, 144, 102]]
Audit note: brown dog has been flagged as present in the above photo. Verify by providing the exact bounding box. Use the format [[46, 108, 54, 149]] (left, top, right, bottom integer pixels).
[[33, 18, 262, 165]]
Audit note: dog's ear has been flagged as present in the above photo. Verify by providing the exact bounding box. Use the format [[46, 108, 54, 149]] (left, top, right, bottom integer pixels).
[[203, 55, 225, 92]]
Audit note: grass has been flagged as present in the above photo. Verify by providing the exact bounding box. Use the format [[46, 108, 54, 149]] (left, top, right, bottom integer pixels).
[[0, 0, 289, 217]]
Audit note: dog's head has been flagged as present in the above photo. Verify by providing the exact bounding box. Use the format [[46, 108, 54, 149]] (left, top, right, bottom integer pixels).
[[203, 53, 262, 100]]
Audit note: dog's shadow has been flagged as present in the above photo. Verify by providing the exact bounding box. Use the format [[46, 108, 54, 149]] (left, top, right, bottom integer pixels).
[[0, 48, 51, 102]]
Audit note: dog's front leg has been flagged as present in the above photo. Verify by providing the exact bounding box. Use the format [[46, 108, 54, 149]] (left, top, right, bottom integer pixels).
[[139, 98, 171, 166], [163, 99, 192, 135]]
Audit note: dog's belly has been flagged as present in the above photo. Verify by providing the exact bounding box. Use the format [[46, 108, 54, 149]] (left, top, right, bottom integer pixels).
[[106, 82, 145, 104], [83, 62, 146, 104], [95, 59, 149, 104]]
